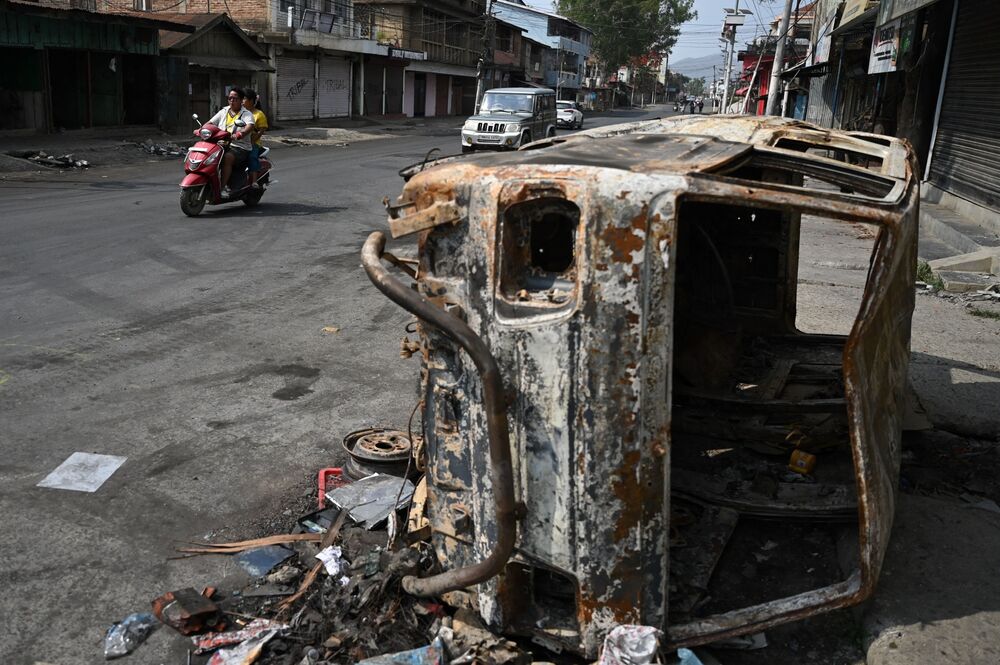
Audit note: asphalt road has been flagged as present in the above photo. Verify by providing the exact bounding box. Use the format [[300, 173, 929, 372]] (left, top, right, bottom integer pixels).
[[0, 106, 667, 664]]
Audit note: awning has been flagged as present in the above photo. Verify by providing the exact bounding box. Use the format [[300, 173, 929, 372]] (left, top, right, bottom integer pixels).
[[187, 55, 274, 72], [779, 61, 831, 79], [831, 5, 878, 36], [405, 61, 477, 78]]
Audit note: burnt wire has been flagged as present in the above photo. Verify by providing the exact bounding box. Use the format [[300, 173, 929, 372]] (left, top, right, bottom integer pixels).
[[391, 399, 424, 547]]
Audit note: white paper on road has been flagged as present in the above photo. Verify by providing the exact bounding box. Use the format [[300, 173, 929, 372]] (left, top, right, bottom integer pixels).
[[37, 452, 127, 492]]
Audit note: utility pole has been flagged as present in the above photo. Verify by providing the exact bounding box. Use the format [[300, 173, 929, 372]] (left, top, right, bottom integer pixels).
[[765, 0, 795, 116], [721, 0, 741, 113], [474, 0, 495, 114], [556, 46, 562, 99], [712, 65, 717, 110]]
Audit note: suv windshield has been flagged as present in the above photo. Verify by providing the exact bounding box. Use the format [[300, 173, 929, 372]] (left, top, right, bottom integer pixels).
[[557, 101, 574, 109], [481, 92, 534, 113]]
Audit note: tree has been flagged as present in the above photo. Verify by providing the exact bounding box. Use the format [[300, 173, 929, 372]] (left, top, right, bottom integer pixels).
[[557, 0, 696, 69], [687, 77, 705, 97]]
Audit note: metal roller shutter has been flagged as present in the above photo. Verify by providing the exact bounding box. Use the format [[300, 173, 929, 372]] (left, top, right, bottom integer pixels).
[[385, 65, 404, 115], [317, 56, 351, 118], [276, 54, 315, 121], [929, 0, 1000, 211]]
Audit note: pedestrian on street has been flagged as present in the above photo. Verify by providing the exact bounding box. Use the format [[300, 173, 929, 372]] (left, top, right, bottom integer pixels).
[[208, 87, 254, 194], [243, 89, 268, 190], [697, 99, 704, 114]]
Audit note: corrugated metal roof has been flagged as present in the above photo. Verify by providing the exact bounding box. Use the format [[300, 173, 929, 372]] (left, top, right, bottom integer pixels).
[[187, 54, 274, 72]]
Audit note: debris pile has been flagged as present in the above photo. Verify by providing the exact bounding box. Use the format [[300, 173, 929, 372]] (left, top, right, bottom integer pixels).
[[7, 150, 90, 168], [103, 429, 541, 665], [135, 139, 186, 156], [107, 423, 736, 664]]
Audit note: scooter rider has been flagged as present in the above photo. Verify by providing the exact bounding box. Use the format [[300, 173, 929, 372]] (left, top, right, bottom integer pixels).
[[208, 87, 254, 195]]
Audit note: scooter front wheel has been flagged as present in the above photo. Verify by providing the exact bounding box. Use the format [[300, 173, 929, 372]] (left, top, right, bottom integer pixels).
[[180, 187, 207, 217]]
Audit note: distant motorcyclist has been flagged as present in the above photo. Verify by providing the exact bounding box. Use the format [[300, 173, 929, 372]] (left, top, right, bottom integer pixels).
[[208, 87, 254, 194]]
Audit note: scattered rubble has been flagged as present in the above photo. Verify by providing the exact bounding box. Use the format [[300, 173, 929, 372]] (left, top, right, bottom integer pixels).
[[598, 625, 661, 665], [103, 612, 158, 659], [122, 464, 548, 665], [151, 587, 226, 636], [135, 139, 186, 157], [235, 545, 297, 577], [5, 150, 90, 168]]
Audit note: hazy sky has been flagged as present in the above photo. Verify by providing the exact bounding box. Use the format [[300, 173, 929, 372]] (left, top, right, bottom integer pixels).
[[670, 0, 778, 63], [519, 0, 777, 64]]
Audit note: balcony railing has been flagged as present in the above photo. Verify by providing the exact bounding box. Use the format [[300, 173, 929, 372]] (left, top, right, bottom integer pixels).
[[294, 9, 355, 38], [422, 41, 478, 67], [557, 36, 587, 55], [545, 70, 580, 88]]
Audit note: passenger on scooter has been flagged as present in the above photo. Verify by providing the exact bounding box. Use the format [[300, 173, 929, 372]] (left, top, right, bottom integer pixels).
[[208, 87, 255, 195], [242, 89, 268, 190]]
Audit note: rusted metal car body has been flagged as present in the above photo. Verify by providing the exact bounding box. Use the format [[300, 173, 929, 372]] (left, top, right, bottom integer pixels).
[[362, 115, 918, 657]]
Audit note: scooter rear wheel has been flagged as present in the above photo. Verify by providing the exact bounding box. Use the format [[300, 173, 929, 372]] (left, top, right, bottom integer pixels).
[[242, 187, 264, 207], [180, 187, 207, 217]]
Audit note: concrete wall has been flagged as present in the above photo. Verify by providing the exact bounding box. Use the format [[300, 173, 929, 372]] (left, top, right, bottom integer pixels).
[[150, 0, 271, 31]]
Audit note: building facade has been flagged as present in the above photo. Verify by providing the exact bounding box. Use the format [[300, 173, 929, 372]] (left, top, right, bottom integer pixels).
[[356, 0, 484, 117], [798, 0, 1000, 223], [0, 1, 195, 132], [492, 0, 591, 101]]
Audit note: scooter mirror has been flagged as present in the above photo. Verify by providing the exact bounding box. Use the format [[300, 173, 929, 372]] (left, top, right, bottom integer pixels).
[[233, 119, 247, 128], [192, 114, 200, 121]]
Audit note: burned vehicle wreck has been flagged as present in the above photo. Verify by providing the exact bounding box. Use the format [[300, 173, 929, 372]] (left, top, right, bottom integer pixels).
[[362, 116, 918, 657]]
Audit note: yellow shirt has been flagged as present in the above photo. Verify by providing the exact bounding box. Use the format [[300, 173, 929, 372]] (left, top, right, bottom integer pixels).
[[251, 109, 268, 147]]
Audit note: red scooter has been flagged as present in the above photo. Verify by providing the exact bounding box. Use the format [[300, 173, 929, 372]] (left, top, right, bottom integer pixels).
[[180, 114, 272, 217]]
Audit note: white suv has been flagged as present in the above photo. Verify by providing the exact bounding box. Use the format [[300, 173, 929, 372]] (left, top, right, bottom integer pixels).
[[556, 100, 584, 129]]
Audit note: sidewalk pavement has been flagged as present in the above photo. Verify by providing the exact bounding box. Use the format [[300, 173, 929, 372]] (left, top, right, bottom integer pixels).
[[0, 106, 659, 173], [0, 105, 657, 153]]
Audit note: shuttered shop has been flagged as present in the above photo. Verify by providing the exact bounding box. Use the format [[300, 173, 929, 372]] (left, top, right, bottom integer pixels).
[[318, 56, 350, 117], [276, 54, 315, 120], [928, 0, 1000, 211]]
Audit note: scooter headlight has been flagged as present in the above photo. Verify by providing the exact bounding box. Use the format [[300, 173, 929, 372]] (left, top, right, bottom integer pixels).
[[199, 128, 212, 139], [203, 150, 221, 166], [185, 152, 204, 169]]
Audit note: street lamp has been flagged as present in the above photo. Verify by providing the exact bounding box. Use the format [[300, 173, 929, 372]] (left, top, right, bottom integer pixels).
[[721, 3, 753, 113]]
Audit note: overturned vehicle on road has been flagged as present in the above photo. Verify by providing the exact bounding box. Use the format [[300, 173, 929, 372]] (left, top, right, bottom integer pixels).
[[362, 116, 919, 657]]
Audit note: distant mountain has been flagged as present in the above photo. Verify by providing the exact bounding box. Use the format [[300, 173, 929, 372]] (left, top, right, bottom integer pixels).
[[669, 54, 726, 83]]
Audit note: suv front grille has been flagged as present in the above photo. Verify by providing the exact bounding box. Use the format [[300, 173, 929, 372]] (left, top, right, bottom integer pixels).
[[477, 122, 507, 133]]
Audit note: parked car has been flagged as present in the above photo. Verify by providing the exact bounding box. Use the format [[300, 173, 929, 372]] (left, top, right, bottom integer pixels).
[[461, 87, 557, 152], [556, 100, 584, 129]]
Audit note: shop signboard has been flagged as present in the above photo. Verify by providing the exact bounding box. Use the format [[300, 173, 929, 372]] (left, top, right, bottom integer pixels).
[[812, 10, 838, 65], [842, 0, 878, 26], [868, 17, 901, 74], [877, 0, 938, 25]]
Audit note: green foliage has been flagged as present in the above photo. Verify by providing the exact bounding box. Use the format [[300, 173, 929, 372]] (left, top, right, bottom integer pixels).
[[557, 0, 696, 69], [686, 77, 705, 96], [916, 261, 943, 290], [969, 307, 1000, 320]]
